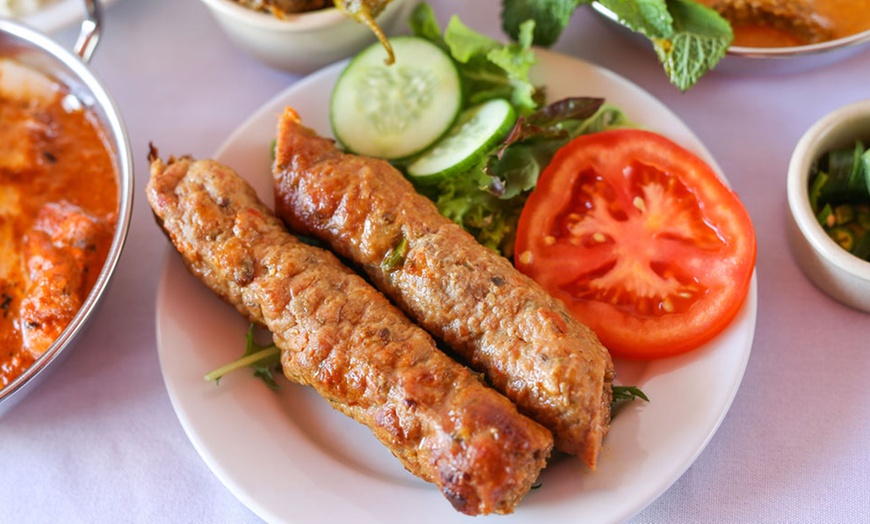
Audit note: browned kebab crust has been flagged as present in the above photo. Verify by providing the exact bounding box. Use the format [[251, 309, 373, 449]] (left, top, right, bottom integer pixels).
[[145, 148, 553, 515], [272, 108, 615, 469]]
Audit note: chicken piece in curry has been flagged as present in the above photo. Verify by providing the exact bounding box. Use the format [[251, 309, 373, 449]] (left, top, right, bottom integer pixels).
[[0, 58, 117, 388]]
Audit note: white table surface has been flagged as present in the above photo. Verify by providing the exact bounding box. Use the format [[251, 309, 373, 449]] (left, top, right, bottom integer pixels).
[[2, 0, 869, 522]]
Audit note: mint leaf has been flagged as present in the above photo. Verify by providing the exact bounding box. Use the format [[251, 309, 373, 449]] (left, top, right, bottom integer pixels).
[[651, 0, 732, 91], [500, 0, 733, 90], [596, 0, 672, 38]]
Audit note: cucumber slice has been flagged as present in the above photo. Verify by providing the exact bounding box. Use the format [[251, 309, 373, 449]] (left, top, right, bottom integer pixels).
[[330, 36, 462, 160], [406, 98, 517, 184]]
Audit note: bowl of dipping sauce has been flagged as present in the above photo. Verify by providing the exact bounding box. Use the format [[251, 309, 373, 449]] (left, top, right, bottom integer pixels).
[[0, 1, 133, 416], [787, 99, 870, 313], [591, 0, 870, 74], [198, 0, 419, 74]]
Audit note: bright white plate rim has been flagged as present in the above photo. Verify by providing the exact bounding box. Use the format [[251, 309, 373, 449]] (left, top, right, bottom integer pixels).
[[155, 48, 757, 523], [16, 0, 118, 34]]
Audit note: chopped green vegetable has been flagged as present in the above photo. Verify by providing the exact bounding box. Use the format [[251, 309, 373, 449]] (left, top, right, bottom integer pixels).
[[854, 229, 870, 260], [808, 170, 828, 211], [829, 226, 856, 251], [816, 203, 834, 228], [381, 236, 409, 271], [501, 0, 733, 91], [862, 148, 870, 197], [833, 204, 855, 226], [205, 325, 282, 389], [808, 139, 870, 262]]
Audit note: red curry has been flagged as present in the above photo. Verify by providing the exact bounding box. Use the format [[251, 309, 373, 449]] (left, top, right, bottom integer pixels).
[[0, 58, 118, 388]]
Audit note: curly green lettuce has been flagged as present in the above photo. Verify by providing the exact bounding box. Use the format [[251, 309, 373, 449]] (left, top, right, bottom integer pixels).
[[407, 3, 634, 257]]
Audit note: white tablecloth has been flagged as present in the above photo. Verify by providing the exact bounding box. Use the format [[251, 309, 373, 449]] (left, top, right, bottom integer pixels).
[[2, 1, 869, 522]]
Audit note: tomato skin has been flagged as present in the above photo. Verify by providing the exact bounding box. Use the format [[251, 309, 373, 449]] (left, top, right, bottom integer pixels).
[[514, 129, 756, 360]]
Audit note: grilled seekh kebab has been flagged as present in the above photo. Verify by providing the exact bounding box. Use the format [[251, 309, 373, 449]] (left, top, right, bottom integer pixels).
[[272, 108, 615, 469], [146, 149, 552, 516]]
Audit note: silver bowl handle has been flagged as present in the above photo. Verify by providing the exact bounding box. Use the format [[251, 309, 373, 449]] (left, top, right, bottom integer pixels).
[[74, 0, 102, 62]]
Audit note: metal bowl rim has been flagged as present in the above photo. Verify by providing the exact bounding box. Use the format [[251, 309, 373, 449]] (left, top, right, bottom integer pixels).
[[590, 1, 870, 59], [0, 17, 134, 411]]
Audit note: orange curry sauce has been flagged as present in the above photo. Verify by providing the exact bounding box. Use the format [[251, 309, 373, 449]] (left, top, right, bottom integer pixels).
[[0, 59, 118, 388], [699, 0, 870, 48]]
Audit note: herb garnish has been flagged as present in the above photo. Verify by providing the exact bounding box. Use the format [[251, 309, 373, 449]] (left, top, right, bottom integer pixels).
[[500, 0, 733, 91], [204, 325, 282, 389]]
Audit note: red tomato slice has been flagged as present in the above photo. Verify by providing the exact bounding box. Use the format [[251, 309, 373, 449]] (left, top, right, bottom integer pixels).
[[514, 129, 756, 360]]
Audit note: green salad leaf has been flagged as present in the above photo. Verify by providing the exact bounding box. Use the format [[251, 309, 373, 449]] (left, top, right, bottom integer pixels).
[[407, 3, 633, 257], [411, 3, 540, 113], [420, 98, 632, 256], [501, 0, 733, 91]]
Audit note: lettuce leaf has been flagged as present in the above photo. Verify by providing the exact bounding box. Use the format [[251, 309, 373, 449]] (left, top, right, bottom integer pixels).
[[429, 100, 632, 257], [411, 3, 540, 113], [501, 0, 733, 91], [406, 3, 635, 257]]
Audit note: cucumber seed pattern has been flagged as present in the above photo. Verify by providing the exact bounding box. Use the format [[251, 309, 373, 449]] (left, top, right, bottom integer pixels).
[[356, 66, 437, 136]]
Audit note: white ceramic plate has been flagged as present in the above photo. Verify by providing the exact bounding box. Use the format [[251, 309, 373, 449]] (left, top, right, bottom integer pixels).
[[16, 0, 117, 34], [156, 48, 757, 523]]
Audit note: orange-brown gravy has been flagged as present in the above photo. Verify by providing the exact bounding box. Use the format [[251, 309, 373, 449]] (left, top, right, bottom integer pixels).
[[700, 0, 870, 47], [0, 59, 118, 388]]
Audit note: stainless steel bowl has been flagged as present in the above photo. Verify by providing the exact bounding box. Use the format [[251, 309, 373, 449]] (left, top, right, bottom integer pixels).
[[0, 1, 134, 417], [591, 1, 870, 75]]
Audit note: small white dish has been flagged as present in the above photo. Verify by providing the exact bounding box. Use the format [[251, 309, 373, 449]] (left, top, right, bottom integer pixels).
[[787, 99, 870, 313], [198, 0, 418, 74]]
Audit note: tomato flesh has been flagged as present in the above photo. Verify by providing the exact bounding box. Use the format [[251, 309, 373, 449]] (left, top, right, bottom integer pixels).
[[514, 129, 756, 360]]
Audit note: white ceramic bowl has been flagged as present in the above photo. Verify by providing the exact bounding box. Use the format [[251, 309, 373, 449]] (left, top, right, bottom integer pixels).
[[787, 99, 870, 313], [199, 0, 419, 74], [590, 2, 870, 75]]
